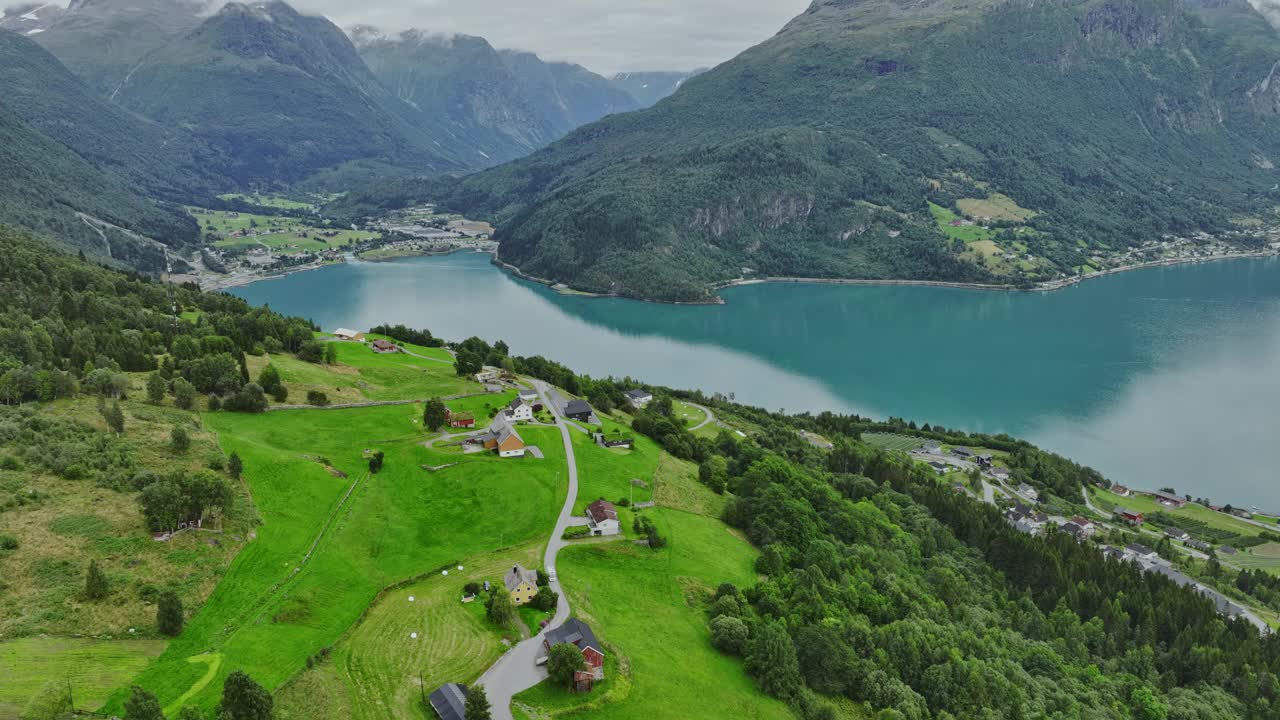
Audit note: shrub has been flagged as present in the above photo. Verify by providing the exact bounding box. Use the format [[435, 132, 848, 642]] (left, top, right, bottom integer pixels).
[[562, 525, 590, 540], [84, 560, 109, 600], [0, 533, 17, 552], [710, 615, 750, 655], [170, 426, 190, 452], [157, 591, 184, 636], [306, 390, 330, 407]]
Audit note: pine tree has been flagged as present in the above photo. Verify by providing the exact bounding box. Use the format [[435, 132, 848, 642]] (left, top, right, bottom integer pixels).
[[157, 591, 184, 636], [85, 560, 109, 600], [464, 684, 492, 720], [228, 452, 243, 480], [124, 685, 165, 720]]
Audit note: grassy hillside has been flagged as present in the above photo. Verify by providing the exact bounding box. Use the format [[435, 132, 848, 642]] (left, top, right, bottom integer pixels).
[[344, 0, 1280, 301]]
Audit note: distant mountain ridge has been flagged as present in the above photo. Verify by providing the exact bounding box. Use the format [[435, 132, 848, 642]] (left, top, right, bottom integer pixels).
[[371, 0, 1280, 301], [610, 70, 704, 107]]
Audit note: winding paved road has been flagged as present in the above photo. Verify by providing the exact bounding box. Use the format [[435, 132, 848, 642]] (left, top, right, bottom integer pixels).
[[687, 401, 716, 431], [476, 379, 579, 720]]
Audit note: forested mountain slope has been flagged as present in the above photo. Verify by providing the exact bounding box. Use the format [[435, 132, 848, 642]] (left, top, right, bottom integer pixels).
[[385, 0, 1280, 301], [111, 1, 465, 186], [353, 28, 640, 167], [0, 28, 225, 199], [610, 69, 703, 107], [28, 0, 217, 95]]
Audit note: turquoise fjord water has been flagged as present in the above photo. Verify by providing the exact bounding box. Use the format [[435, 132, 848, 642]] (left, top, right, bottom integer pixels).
[[232, 252, 1280, 508]]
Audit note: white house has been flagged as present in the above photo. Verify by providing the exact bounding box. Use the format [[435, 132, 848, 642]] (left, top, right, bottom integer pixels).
[[585, 499, 620, 536], [474, 367, 501, 383], [334, 328, 362, 341], [505, 397, 534, 423], [518, 388, 540, 404], [624, 389, 654, 409]]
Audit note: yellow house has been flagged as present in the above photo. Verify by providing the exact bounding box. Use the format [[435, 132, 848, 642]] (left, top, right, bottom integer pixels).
[[504, 564, 539, 605]]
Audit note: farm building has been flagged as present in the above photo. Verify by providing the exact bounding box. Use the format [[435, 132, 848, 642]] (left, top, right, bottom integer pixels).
[[951, 446, 973, 458], [333, 328, 364, 341], [428, 684, 467, 720], [1164, 527, 1190, 542], [1111, 484, 1132, 497], [585, 499, 620, 536], [988, 466, 1011, 481], [1152, 490, 1187, 508], [446, 410, 475, 429], [544, 618, 605, 691], [1017, 483, 1039, 501], [371, 339, 399, 354], [595, 431, 633, 449], [504, 564, 539, 605], [1114, 507, 1144, 526], [518, 388, 540, 403]]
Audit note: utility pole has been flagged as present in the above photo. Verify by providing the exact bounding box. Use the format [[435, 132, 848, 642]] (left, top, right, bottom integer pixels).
[[67, 676, 75, 715], [419, 672, 426, 707]]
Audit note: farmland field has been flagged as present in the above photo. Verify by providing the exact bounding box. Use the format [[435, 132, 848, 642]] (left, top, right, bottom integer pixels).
[[928, 202, 994, 242], [0, 637, 165, 720], [956, 193, 1036, 222], [274, 543, 544, 720], [515, 509, 791, 720], [191, 207, 379, 255], [103, 405, 569, 714], [245, 344, 478, 404], [571, 427, 659, 513], [1090, 488, 1270, 539]]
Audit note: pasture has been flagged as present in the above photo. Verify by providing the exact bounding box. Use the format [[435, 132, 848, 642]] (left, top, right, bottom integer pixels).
[[104, 405, 569, 714], [1091, 488, 1270, 539], [274, 543, 544, 720], [928, 202, 994, 242], [245, 344, 478, 404], [515, 509, 791, 720], [571, 427, 659, 513], [956, 193, 1036, 222], [0, 637, 165, 720], [191, 207, 378, 255]]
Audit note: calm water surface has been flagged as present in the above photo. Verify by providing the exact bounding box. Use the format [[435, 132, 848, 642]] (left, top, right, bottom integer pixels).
[[232, 252, 1280, 508]]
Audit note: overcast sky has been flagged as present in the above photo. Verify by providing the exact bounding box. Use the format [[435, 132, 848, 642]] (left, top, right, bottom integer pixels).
[[291, 0, 811, 75]]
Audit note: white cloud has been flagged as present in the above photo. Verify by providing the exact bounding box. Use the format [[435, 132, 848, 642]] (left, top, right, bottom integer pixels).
[[291, 0, 810, 74]]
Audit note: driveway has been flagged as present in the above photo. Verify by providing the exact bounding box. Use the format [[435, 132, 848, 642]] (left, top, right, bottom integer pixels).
[[686, 402, 716, 431], [476, 378, 579, 719]]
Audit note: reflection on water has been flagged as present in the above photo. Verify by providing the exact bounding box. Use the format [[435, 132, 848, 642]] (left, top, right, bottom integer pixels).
[[233, 253, 1280, 507]]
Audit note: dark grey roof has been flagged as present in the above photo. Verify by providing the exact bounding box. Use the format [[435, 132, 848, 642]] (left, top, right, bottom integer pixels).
[[509, 397, 526, 410], [952, 446, 972, 455], [1219, 546, 1239, 555], [565, 399, 592, 416], [1126, 543, 1155, 556], [428, 684, 467, 720], [545, 617, 602, 654], [1061, 522, 1084, 535], [1164, 527, 1189, 538], [1198, 588, 1246, 617], [1147, 563, 1195, 588], [624, 389, 652, 399], [504, 564, 537, 592]]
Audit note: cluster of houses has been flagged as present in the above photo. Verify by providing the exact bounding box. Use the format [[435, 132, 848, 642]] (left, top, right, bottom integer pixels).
[[1004, 503, 1098, 542], [461, 391, 545, 458], [332, 328, 400, 354]]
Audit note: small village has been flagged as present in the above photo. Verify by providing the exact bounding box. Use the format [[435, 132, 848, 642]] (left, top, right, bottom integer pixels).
[[898, 439, 1274, 631]]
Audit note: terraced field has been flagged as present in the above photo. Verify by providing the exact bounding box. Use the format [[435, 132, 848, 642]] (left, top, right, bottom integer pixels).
[[0, 637, 165, 720]]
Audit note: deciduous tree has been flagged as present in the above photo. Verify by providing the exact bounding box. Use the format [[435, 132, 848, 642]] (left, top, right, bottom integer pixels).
[[124, 685, 165, 720], [218, 671, 272, 720], [423, 398, 448, 431], [464, 684, 492, 720], [546, 643, 585, 689]]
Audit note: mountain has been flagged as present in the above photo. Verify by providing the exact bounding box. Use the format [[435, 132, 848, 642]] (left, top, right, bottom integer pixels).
[[384, 0, 1280, 301], [29, 0, 218, 95], [610, 70, 703, 108], [0, 2, 66, 35], [350, 28, 556, 166], [111, 1, 464, 186], [351, 28, 641, 166], [0, 96, 197, 270], [0, 27, 225, 199], [496, 49, 639, 137]]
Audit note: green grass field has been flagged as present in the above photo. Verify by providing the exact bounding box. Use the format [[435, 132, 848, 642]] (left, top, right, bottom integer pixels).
[[928, 202, 995, 242], [191, 207, 378, 255], [0, 637, 165, 720], [275, 544, 545, 720], [1091, 488, 1270, 539], [217, 193, 316, 211], [515, 509, 791, 720], [245, 344, 477, 404], [571, 428, 659, 513], [104, 405, 569, 714]]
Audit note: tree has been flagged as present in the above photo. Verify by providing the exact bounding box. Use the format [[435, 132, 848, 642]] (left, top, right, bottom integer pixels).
[[173, 377, 197, 410], [256, 364, 282, 396], [228, 452, 243, 480], [146, 371, 166, 404], [171, 426, 191, 452], [218, 671, 273, 720], [324, 342, 337, 365], [124, 685, 165, 720], [157, 591, 184, 636], [546, 642, 586, 689], [85, 559, 109, 600], [100, 399, 125, 434], [223, 383, 267, 413], [306, 390, 329, 406], [423, 398, 448, 431], [710, 615, 750, 655], [486, 588, 517, 628], [745, 621, 801, 699], [699, 456, 729, 494], [368, 451, 384, 474], [455, 350, 482, 377], [177, 708, 205, 720], [22, 680, 72, 720], [464, 684, 492, 720]]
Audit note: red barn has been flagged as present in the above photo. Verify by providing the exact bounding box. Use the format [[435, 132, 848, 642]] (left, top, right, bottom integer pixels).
[[543, 618, 605, 690], [446, 410, 475, 428], [1114, 507, 1144, 526]]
